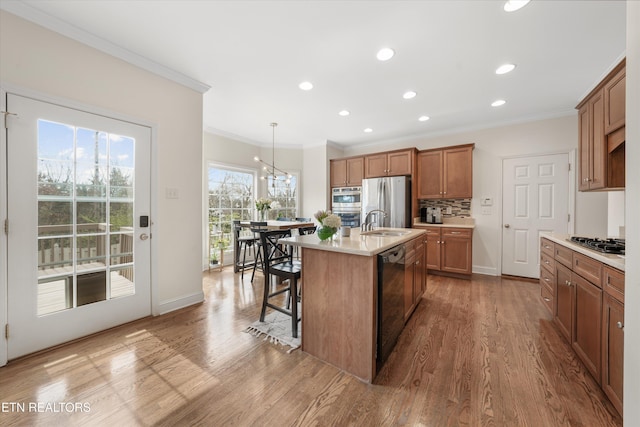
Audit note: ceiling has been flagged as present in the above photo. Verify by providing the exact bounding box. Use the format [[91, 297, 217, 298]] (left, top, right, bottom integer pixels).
[[3, 1, 627, 148]]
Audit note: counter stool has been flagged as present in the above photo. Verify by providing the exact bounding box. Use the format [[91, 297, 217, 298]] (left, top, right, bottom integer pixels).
[[233, 220, 259, 280], [259, 229, 301, 338]]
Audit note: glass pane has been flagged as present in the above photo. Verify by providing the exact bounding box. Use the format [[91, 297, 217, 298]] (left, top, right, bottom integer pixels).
[[38, 120, 74, 161], [37, 237, 73, 276], [76, 201, 106, 234], [110, 233, 134, 266], [110, 267, 134, 298], [110, 166, 134, 199], [38, 160, 74, 197], [38, 201, 73, 236], [77, 271, 106, 306], [110, 202, 133, 232], [110, 135, 135, 168], [38, 276, 72, 316], [76, 235, 107, 270]]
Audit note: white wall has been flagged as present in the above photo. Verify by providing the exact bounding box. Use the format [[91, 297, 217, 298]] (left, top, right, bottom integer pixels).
[[343, 115, 608, 275], [624, 1, 640, 424], [0, 11, 205, 315], [608, 191, 625, 237]]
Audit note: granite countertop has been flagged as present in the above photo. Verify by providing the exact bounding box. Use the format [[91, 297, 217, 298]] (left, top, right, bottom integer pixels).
[[542, 232, 625, 272], [279, 227, 426, 257], [413, 216, 475, 229]]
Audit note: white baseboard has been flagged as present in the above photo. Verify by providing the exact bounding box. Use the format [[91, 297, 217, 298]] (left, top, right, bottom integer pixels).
[[472, 265, 499, 276], [156, 291, 204, 316]]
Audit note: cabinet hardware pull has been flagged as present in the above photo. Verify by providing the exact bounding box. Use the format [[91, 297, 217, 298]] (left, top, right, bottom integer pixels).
[[543, 297, 551, 302], [544, 260, 549, 265], [544, 278, 550, 282], [567, 281, 572, 287], [617, 321, 624, 329]]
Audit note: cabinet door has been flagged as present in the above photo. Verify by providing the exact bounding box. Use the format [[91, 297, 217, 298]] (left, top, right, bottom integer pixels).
[[554, 263, 573, 342], [578, 104, 590, 191], [589, 90, 607, 190], [602, 293, 624, 415], [440, 229, 472, 274], [330, 159, 347, 187], [414, 242, 425, 300], [572, 274, 602, 384], [346, 157, 364, 186], [417, 151, 443, 199], [425, 229, 441, 270], [387, 150, 413, 176], [443, 146, 472, 198], [364, 153, 388, 178], [604, 66, 626, 134]]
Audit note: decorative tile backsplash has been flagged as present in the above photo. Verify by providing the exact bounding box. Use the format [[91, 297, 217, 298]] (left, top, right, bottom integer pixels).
[[418, 199, 472, 218]]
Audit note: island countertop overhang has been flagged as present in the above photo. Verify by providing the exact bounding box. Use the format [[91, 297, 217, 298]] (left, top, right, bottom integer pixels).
[[279, 227, 426, 257]]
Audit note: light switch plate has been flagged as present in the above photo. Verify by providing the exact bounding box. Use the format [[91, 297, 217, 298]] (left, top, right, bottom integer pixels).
[[481, 206, 492, 215], [481, 197, 493, 206], [166, 187, 179, 199]]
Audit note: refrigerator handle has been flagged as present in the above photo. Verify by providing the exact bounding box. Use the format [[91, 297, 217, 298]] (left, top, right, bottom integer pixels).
[[382, 180, 388, 227], [377, 179, 383, 213]]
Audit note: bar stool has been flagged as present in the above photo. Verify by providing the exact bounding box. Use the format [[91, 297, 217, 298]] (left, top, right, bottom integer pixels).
[[249, 221, 268, 282], [232, 220, 259, 280], [259, 229, 301, 338]]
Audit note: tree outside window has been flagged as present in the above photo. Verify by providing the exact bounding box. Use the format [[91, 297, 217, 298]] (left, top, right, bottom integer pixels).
[[266, 174, 298, 220]]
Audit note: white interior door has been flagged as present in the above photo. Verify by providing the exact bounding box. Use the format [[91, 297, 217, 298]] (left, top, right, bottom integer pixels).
[[502, 153, 570, 278], [6, 94, 151, 359]]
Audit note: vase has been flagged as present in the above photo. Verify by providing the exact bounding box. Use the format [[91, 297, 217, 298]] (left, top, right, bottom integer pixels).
[[317, 226, 337, 241], [259, 210, 267, 221]]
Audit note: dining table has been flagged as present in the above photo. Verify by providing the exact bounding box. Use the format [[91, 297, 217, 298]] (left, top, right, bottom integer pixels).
[[233, 220, 315, 273]]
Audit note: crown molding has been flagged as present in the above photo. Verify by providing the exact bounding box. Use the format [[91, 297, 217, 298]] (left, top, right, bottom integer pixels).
[[576, 51, 626, 103], [1, 2, 211, 94], [204, 126, 304, 149]]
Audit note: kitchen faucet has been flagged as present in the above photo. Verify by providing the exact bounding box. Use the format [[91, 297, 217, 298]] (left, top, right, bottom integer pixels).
[[361, 209, 387, 232]]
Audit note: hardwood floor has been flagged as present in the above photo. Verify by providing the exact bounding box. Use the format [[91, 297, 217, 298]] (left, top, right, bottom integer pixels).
[[0, 270, 622, 426]]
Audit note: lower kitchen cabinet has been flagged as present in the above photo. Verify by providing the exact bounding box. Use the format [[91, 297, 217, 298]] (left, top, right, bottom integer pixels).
[[421, 227, 472, 276], [404, 236, 425, 321], [602, 266, 624, 415], [542, 236, 624, 416]]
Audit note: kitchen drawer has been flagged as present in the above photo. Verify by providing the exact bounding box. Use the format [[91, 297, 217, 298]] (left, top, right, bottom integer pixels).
[[540, 251, 555, 274], [603, 266, 624, 303], [424, 227, 441, 235], [441, 228, 472, 238], [541, 238, 554, 257], [541, 284, 554, 314], [554, 244, 573, 268], [540, 268, 554, 294], [573, 252, 602, 288]]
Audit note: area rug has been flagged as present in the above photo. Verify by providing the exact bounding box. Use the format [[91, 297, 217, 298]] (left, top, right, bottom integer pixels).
[[245, 308, 301, 353]]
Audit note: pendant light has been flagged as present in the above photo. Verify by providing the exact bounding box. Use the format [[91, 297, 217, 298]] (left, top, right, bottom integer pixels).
[[253, 122, 292, 186]]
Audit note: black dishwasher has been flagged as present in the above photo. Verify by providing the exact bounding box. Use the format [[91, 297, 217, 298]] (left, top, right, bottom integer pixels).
[[376, 244, 406, 372]]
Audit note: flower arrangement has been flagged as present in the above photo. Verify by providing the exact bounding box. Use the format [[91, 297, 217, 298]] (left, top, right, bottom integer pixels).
[[315, 210, 341, 241], [256, 198, 272, 220]]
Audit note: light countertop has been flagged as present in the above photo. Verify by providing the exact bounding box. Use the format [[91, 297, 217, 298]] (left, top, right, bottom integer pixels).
[[413, 216, 475, 229], [279, 227, 426, 257], [541, 233, 625, 272]]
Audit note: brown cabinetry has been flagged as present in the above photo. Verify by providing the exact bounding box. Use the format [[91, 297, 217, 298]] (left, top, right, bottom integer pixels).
[[417, 144, 473, 199], [577, 59, 625, 191], [330, 156, 364, 187], [404, 236, 425, 321], [364, 149, 413, 178], [422, 227, 472, 275], [602, 266, 624, 415], [541, 237, 625, 414], [539, 238, 555, 314]]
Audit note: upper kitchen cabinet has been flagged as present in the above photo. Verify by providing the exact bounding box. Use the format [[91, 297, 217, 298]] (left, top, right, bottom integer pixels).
[[417, 144, 474, 199], [577, 58, 625, 191], [330, 156, 364, 187], [364, 149, 414, 178]]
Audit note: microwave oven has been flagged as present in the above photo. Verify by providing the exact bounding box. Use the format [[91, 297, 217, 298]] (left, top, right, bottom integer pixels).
[[332, 186, 361, 212]]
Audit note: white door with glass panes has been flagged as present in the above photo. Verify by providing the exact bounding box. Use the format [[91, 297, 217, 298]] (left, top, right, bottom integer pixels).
[[6, 94, 151, 359]]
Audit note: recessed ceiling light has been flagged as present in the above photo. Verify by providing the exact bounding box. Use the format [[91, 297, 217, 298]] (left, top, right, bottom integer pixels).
[[403, 91, 417, 100], [504, 0, 530, 12], [364, 128, 373, 133], [495, 63, 516, 75], [418, 116, 430, 122], [299, 81, 313, 91], [376, 48, 395, 61], [338, 110, 350, 116], [491, 99, 507, 107]]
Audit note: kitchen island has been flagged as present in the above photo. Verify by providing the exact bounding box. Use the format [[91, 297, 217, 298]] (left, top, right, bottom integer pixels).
[[280, 227, 426, 382]]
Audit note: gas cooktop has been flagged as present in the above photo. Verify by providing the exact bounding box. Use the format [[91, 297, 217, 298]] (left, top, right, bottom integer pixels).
[[568, 236, 625, 255]]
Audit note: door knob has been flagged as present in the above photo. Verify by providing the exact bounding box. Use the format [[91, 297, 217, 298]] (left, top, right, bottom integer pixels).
[[617, 321, 624, 330], [140, 233, 150, 241], [504, 224, 510, 228]]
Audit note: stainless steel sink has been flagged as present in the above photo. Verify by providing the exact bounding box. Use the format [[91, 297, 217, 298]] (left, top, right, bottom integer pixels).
[[361, 230, 411, 237]]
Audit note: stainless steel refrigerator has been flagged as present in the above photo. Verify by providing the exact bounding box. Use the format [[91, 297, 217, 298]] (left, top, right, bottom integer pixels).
[[361, 176, 411, 228]]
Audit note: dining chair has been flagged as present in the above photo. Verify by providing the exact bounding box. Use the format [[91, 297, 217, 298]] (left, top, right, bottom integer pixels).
[[258, 229, 301, 338], [249, 221, 268, 282], [232, 220, 260, 280]]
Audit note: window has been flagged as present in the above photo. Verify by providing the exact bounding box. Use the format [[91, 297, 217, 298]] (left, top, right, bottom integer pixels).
[[207, 164, 256, 254], [266, 174, 298, 220]]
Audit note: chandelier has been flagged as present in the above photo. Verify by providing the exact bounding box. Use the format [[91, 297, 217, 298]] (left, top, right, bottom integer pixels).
[[254, 122, 292, 186]]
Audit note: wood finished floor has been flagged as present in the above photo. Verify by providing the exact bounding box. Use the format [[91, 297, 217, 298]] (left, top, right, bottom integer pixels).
[[0, 270, 622, 426]]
